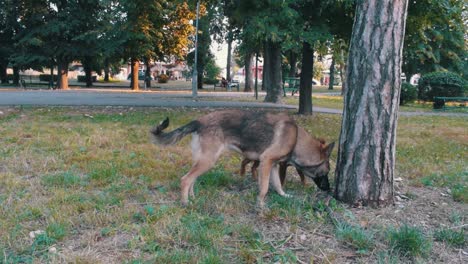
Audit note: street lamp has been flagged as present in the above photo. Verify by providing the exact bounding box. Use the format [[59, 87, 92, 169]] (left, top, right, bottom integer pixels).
[[191, 0, 200, 99]]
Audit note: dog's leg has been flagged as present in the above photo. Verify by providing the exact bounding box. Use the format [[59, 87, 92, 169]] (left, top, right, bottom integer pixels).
[[181, 158, 214, 206], [279, 162, 288, 186], [251, 160, 259, 180], [270, 163, 288, 197], [257, 159, 274, 208], [297, 168, 306, 185], [240, 158, 250, 177]]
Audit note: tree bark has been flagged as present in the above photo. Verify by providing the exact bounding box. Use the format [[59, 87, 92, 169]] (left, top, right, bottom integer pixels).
[[340, 58, 346, 95], [263, 41, 283, 103], [288, 51, 298, 77], [334, 0, 409, 207], [12, 66, 19, 85], [57, 60, 69, 89], [226, 29, 233, 81], [298, 41, 314, 115], [328, 56, 335, 90], [104, 58, 110, 82], [145, 59, 151, 88], [0, 62, 8, 84], [244, 52, 254, 92], [130, 58, 139, 91], [83, 58, 93, 88], [49, 65, 54, 89]]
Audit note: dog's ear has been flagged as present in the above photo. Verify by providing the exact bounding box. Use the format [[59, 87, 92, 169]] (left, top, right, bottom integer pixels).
[[324, 142, 335, 158]]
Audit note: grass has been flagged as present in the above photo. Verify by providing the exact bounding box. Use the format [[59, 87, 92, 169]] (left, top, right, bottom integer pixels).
[[0, 106, 466, 262], [388, 225, 432, 258], [434, 228, 466, 247]]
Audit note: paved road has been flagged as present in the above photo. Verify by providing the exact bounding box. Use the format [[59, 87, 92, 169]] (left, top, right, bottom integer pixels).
[[0, 89, 465, 117]]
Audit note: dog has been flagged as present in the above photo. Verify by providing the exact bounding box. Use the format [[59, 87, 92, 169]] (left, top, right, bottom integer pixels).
[[240, 138, 330, 186], [150, 110, 334, 208]]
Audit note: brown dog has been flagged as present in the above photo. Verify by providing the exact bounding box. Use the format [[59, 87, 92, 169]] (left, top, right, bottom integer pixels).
[[151, 110, 334, 208]]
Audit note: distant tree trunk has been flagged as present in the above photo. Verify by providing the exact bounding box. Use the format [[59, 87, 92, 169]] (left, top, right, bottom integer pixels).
[[12, 66, 19, 85], [130, 58, 139, 90], [57, 60, 69, 89], [104, 58, 110, 82], [0, 63, 8, 84], [244, 52, 254, 92], [83, 58, 93, 87], [288, 51, 298, 77], [335, 0, 409, 207], [49, 65, 54, 89], [340, 50, 347, 95], [145, 59, 151, 88], [226, 29, 233, 81], [298, 41, 314, 115], [328, 56, 335, 90], [263, 41, 282, 103]]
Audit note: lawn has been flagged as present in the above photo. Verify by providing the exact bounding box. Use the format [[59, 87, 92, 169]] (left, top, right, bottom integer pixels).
[[0, 106, 466, 263]]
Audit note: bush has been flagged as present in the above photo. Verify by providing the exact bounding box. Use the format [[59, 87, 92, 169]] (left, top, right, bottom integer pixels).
[[39, 74, 58, 82], [77, 75, 97, 82], [418, 71, 467, 101], [400, 83, 418, 105], [204, 78, 218, 85], [158, 74, 169, 83]]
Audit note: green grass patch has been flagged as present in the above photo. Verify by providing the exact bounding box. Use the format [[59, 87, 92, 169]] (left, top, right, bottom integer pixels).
[[335, 222, 374, 253], [420, 171, 467, 202], [388, 225, 432, 258], [434, 228, 466, 247]]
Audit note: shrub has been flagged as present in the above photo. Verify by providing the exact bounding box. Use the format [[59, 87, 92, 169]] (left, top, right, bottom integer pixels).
[[158, 74, 169, 83], [39, 74, 58, 82], [204, 78, 218, 85], [77, 75, 97, 82], [388, 225, 432, 258], [418, 71, 467, 101], [400, 83, 418, 105]]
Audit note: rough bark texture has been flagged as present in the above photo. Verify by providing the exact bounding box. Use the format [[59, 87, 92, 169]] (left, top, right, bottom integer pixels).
[[298, 41, 314, 115], [57, 61, 69, 89], [244, 52, 254, 92], [288, 51, 298, 77], [263, 41, 283, 103], [328, 56, 335, 90], [335, 0, 408, 207], [226, 31, 233, 81], [130, 58, 139, 91], [145, 60, 151, 88]]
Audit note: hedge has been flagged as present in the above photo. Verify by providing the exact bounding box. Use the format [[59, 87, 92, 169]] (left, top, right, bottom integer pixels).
[[418, 71, 467, 101]]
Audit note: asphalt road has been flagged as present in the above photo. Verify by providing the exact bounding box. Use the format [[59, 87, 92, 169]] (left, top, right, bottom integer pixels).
[[0, 89, 344, 114], [0, 89, 465, 117]]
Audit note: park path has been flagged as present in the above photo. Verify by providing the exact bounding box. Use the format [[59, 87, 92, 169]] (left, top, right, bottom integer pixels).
[[0, 89, 465, 117]]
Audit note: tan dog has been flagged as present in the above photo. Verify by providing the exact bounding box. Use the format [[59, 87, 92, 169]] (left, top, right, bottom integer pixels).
[[151, 110, 334, 208], [240, 138, 330, 186]]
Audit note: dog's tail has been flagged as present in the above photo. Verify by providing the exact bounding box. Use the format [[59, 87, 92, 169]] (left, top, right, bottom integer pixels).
[[150, 117, 200, 146]]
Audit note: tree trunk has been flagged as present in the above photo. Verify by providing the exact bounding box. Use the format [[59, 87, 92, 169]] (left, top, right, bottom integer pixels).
[[226, 29, 233, 81], [328, 56, 335, 90], [298, 41, 314, 115], [57, 60, 69, 89], [83, 58, 93, 88], [334, 0, 409, 207], [288, 51, 298, 77], [340, 49, 347, 95], [12, 66, 19, 85], [130, 58, 139, 91], [104, 58, 110, 82], [49, 66, 54, 89], [263, 41, 282, 103], [0, 62, 8, 84], [244, 52, 254, 92], [145, 59, 151, 88]]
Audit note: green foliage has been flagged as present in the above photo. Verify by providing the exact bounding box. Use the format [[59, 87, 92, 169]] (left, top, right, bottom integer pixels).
[[388, 225, 432, 258], [418, 71, 467, 100], [204, 57, 221, 84], [335, 222, 374, 252], [400, 83, 418, 105], [434, 228, 466, 247]]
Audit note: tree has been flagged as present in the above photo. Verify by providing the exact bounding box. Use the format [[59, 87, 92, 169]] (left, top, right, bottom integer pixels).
[[403, 0, 467, 79], [335, 0, 409, 207]]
